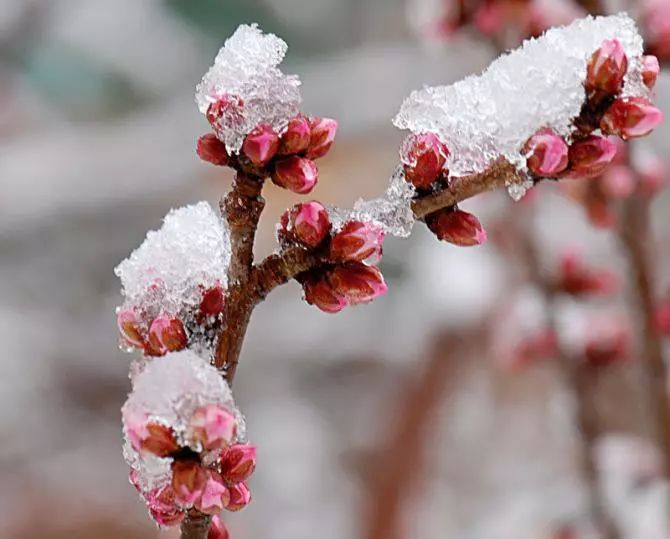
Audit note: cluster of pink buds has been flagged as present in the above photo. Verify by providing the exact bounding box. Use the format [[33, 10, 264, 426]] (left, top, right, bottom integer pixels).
[[554, 250, 618, 297], [126, 403, 256, 527]]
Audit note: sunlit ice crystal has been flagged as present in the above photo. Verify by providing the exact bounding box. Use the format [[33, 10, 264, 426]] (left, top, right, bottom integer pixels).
[[393, 14, 647, 179], [195, 23, 302, 154], [122, 351, 246, 495]]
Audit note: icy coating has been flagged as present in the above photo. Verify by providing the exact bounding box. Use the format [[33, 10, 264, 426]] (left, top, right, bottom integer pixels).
[[195, 24, 302, 154], [122, 351, 245, 494], [393, 14, 648, 179]]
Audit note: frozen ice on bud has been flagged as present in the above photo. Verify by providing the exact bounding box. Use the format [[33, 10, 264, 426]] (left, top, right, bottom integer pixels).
[[282, 201, 331, 248], [584, 320, 630, 367], [330, 221, 384, 263], [601, 97, 664, 140], [303, 275, 347, 313], [242, 124, 279, 165], [225, 482, 252, 512], [200, 286, 226, 316], [117, 309, 144, 348], [171, 460, 207, 506], [272, 156, 318, 194], [641, 55, 660, 89], [556, 250, 618, 297], [219, 444, 257, 484], [209, 515, 230, 539], [189, 404, 237, 451], [195, 471, 230, 515], [400, 133, 449, 189], [197, 134, 230, 166], [567, 135, 617, 179], [279, 116, 311, 155], [306, 117, 337, 159], [125, 414, 180, 457], [524, 129, 569, 177], [655, 300, 670, 335], [330, 263, 388, 305], [146, 485, 185, 527], [426, 208, 487, 247], [148, 317, 188, 355], [586, 39, 628, 95]]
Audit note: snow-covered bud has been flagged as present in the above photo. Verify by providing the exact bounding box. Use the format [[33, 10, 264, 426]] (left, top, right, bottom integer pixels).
[[426, 208, 487, 246], [225, 482, 252, 512], [330, 221, 385, 263], [584, 321, 630, 367], [189, 404, 237, 451], [281, 201, 331, 248], [242, 124, 279, 166], [208, 516, 230, 539], [303, 275, 347, 313], [306, 117, 337, 159], [655, 300, 670, 335], [279, 116, 311, 155], [642, 55, 660, 89], [525, 129, 569, 177], [148, 316, 188, 355], [171, 460, 208, 506], [127, 416, 180, 457], [200, 285, 226, 316], [219, 444, 257, 484], [330, 263, 388, 305], [586, 39, 628, 95], [197, 134, 230, 166], [272, 156, 318, 194], [117, 309, 144, 348], [567, 135, 617, 179], [146, 485, 185, 527], [401, 133, 449, 189], [556, 251, 618, 297], [206, 95, 245, 134], [601, 97, 664, 140], [195, 472, 230, 515]]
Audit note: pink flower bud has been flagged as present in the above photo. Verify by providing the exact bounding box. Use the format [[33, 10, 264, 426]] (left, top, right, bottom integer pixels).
[[117, 309, 144, 348], [586, 39, 628, 95], [600, 165, 636, 199], [282, 201, 331, 248], [306, 117, 337, 159], [171, 460, 207, 507], [330, 221, 385, 263], [148, 316, 188, 355], [556, 251, 618, 297], [197, 134, 230, 166], [584, 321, 630, 367], [200, 286, 226, 316], [146, 485, 185, 527], [524, 129, 569, 177], [272, 156, 318, 194], [225, 482, 252, 512], [208, 516, 230, 539], [126, 414, 180, 457], [189, 404, 237, 451], [642, 55, 660, 89], [219, 444, 257, 485], [655, 301, 670, 335], [425, 209, 487, 246], [330, 263, 388, 305], [401, 133, 449, 189], [195, 471, 230, 515], [242, 124, 279, 166], [303, 275, 348, 313], [279, 116, 311, 155], [601, 97, 664, 140], [567, 135, 617, 179]]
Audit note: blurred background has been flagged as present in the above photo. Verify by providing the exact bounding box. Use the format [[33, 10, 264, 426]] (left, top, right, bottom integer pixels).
[[2, 1, 670, 538]]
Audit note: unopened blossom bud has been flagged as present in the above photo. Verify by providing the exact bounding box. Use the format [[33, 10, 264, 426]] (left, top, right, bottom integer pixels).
[[147, 485, 185, 527], [426, 208, 487, 247], [401, 133, 449, 189], [171, 460, 207, 506], [306, 117, 337, 159], [556, 251, 618, 297], [126, 415, 180, 457], [330, 263, 388, 305], [601, 97, 664, 140], [584, 322, 630, 367], [642, 55, 660, 89], [525, 129, 569, 177], [189, 404, 237, 451], [195, 472, 230, 515], [567, 135, 617, 179], [330, 221, 384, 263], [148, 316, 188, 355], [197, 134, 230, 166], [272, 156, 318, 194], [279, 116, 311, 155], [219, 444, 257, 484], [282, 201, 331, 248], [242, 124, 279, 166], [600, 165, 636, 199], [208, 516, 230, 539], [586, 39, 628, 95], [117, 309, 144, 348], [303, 275, 347, 313], [225, 482, 252, 512], [200, 285, 226, 316], [655, 301, 670, 335]]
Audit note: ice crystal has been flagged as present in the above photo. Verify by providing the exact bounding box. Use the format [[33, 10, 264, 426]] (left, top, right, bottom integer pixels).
[[195, 24, 302, 154], [393, 14, 647, 179]]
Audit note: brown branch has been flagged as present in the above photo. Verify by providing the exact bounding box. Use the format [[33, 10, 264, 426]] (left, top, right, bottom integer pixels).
[[180, 511, 212, 539]]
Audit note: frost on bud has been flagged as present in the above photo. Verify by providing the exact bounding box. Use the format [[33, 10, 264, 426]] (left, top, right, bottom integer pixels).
[[126, 416, 180, 457], [200, 285, 226, 316], [556, 251, 618, 297], [425, 208, 487, 247], [641, 55, 660, 89], [303, 274, 347, 313], [219, 444, 257, 484], [584, 321, 630, 367], [601, 97, 664, 140], [242, 124, 279, 165], [189, 404, 237, 451], [400, 133, 449, 189], [567, 135, 617, 179], [225, 482, 252, 512], [524, 129, 569, 177], [148, 316, 188, 356], [585, 39, 628, 95], [209, 515, 230, 539], [330, 221, 384, 263], [195, 472, 230, 515], [146, 485, 185, 527], [279, 116, 311, 155], [171, 460, 208, 506], [272, 156, 318, 194], [306, 117, 337, 159], [197, 134, 230, 166], [281, 201, 331, 248], [330, 263, 388, 305], [117, 309, 144, 348]]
